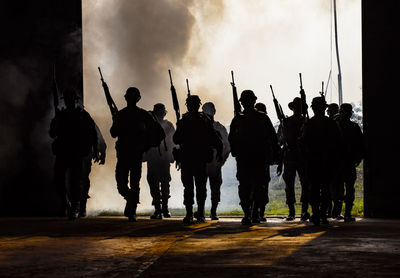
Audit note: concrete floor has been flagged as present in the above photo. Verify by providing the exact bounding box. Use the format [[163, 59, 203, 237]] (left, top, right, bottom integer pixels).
[[0, 217, 399, 277]]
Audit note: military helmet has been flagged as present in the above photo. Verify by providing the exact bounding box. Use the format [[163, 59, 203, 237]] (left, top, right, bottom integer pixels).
[[327, 103, 339, 113], [186, 95, 201, 106], [239, 90, 257, 102], [202, 102, 216, 116], [153, 103, 166, 113], [125, 87, 141, 101], [288, 97, 302, 111], [339, 103, 353, 114], [255, 102, 266, 113], [311, 96, 327, 108]]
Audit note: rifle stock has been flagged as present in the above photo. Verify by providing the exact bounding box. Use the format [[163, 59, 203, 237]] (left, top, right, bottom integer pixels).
[[98, 67, 118, 117], [231, 71, 241, 116]]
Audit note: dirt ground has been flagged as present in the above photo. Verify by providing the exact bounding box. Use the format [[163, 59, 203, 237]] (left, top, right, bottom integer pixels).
[[0, 217, 399, 277]]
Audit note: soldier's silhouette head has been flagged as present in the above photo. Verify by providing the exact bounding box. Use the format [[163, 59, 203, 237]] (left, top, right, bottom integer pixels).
[[255, 102, 267, 113], [288, 97, 302, 114], [311, 96, 327, 116], [202, 102, 216, 118], [62, 88, 78, 110], [125, 87, 141, 106], [339, 103, 353, 120], [153, 103, 167, 120], [239, 90, 257, 110], [327, 103, 339, 118], [186, 95, 201, 113]]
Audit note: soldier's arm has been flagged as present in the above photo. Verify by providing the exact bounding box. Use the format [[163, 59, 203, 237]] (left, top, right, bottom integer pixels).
[[172, 119, 183, 145], [49, 116, 58, 138], [110, 112, 121, 138]]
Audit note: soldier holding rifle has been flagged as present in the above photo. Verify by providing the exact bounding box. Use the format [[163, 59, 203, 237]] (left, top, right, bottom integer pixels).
[[99, 68, 165, 222]]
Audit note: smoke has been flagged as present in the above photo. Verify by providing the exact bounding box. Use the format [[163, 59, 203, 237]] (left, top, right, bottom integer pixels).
[[82, 0, 361, 214]]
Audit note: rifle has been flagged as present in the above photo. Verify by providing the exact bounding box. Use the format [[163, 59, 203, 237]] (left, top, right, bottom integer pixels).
[[230, 71, 242, 116], [270, 85, 285, 123], [169, 70, 180, 122], [98, 67, 118, 117], [299, 73, 309, 120], [52, 64, 60, 114], [186, 78, 191, 97], [320, 81, 325, 97]]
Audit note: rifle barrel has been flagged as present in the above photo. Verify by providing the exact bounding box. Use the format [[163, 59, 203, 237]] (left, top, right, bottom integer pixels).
[[270, 85, 275, 98], [98, 67, 104, 81], [231, 70, 235, 84], [168, 69, 173, 85], [299, 73, 303, 89]]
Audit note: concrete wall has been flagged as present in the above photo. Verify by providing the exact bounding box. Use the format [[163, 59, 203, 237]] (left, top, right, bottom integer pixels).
[[362, 1, 400, 217], [0, 1, 82, 216]]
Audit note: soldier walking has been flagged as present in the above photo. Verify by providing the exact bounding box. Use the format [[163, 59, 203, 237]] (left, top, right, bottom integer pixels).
[[202, 102, 230, 220], [229, 90, 278, 225], [49, 89, 98, 220], [300, 96, 341, 225], [335, 103, 364, 222], [144, 103, 175, 219], [173, 95, 222, 225], [277, 97, 310, 221], [110, 87, 165, 222]]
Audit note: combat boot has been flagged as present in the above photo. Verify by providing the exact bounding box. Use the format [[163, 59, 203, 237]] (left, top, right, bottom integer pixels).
[[128, 205, 137, 222], [196, 202, 206, 223], [259, 205, 267, 222], [309, 205, 320, 226], [150, 204, 162, 219], [252, 206, 260, 224], [68, 201, 80, 220], [183, 205, 194, 225], [344, 204, 355, 222], [241, 204, 252, 226], [162, 204, 171, 218], [332, 201, 344, 220], [286, 204, 296, 221], [79, 198, 87, 218], [210, 203, 219, 220], [300, 203, 310, 221]]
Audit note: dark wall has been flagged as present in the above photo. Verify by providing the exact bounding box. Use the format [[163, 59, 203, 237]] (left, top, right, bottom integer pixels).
[[362, 1, 400, 217], [0, 1, 82, 216]]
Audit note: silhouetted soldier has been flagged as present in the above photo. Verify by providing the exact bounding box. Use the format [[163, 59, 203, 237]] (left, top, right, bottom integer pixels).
[[110, 87, 165, 222], [173, 95, 222, 225], [49, 89, 98, 220], [202, 102, 230, 220], [300, 96, 341, 225], [253, 102, 272, 222], [143, 103, 175, 219], [335, 103, 364, 222], [229, 90, 278, 225], [79, 123, 106, 217], [326, 102, 340, 218], [277, 97, 310, 221]]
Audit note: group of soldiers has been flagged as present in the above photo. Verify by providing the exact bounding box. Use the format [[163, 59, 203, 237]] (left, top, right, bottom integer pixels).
[[49, 81, 363, 226]]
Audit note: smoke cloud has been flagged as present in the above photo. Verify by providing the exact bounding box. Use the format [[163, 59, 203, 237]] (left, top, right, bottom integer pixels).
[[82, 0, 361, 214]]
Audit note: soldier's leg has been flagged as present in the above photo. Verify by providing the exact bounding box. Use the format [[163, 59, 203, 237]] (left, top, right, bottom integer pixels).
[[194, 163, 208, 222], [69, 157, 84, 220], [147, 174, 162, 219], [283, 161, 296, 220], [344, 165, 357, 222], [115, 157, 132, 220], [79, 155, 92, 217], [298, 164, 310, 220], [128, 158, 143, 222], [236, 159, 253, 225], [260, 170, 271, 222], [320, 181, 330, 224], [209, 167, 222, 220], [308, 170, 321, 226], [54, 157, 69, 217], [181, 164, 195, 225], [160, 164, 172, 217]]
